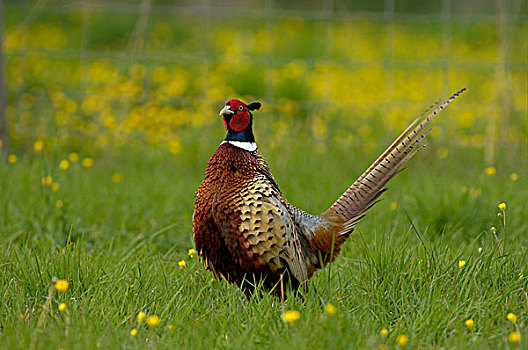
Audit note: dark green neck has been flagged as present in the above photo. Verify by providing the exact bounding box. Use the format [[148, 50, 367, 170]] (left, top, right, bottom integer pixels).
[[225, 126, 255, 143]]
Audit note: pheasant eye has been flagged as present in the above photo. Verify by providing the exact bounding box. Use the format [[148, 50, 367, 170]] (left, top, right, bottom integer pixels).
[[238, 105, 244, 111]]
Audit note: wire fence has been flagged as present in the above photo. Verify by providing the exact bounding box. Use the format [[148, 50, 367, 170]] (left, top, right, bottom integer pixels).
[[1, 0, 527, 162]]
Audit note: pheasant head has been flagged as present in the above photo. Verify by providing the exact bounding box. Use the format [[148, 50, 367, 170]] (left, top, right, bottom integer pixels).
[[219, 99, 261, 148]]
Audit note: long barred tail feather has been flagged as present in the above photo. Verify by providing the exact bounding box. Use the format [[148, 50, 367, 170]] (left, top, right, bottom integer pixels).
[[326, 88, 467, 234]]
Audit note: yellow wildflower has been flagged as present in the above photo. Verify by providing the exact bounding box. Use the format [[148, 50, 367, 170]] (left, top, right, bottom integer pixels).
[[458, 260, 466, 269], [69, 152, 80, 162], [111, 173, 123, 183], [56, 200, 64, 208], [146, 315, 160, 327], [509, 331, 520, 343], [510, 173, 518, 181], [52, 183, 60, 192], [42, 176, 53, 186], [396, 334, 408, 346], [380, 328, 388, 337], [59, 303, 67, 312], [178, 260, 186, 268], [188, 248, 196, 257], [282, 310, 300, 323], [130, 328, 138, 337], [55, 279, 69, 292], [498, 202, 506, 210], [519, 273, 523, 280], [390, 202, 398, 211], [485, 166, 496, 176], [59, 160, 70, 170], [8, 154, 17, 164], [507, 312, 517, 323], [81, 158, 93, 168], [168, 324, 175, 331], [324, 303, 337, 315], [465, 319, 474, 328], [34, 140, 44, 152], [137, 311, 146, 323]]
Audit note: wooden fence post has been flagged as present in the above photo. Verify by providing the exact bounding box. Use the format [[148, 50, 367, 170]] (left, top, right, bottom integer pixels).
[[0, 0, 8, 153]]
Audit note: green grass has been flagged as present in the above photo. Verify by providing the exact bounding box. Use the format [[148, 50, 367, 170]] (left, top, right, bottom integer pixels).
[[0, 139, 526, 349]]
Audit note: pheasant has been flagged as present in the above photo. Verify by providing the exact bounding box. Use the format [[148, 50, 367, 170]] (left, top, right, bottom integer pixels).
[[193, 88, 466, 296]]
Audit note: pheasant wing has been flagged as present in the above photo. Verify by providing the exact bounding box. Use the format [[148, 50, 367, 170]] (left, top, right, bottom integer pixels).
[[212, 174, 308, 289]]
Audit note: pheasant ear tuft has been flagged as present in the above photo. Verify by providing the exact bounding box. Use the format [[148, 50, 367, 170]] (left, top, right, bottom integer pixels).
[[247, 102, 261, 111]]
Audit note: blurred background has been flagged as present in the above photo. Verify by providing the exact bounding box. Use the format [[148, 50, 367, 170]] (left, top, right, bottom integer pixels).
[[1, 0, 526, 158], [0, 0, 526, 247]]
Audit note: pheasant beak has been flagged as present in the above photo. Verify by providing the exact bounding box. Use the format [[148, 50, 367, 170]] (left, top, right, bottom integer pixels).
[[219, 105, 234, 116]]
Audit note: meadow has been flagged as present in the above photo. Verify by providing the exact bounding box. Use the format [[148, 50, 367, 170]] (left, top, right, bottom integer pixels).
[[1, 1, 527, 349]]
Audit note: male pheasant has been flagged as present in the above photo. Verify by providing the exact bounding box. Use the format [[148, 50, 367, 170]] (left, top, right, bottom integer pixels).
[[193, 89, 466, 296]]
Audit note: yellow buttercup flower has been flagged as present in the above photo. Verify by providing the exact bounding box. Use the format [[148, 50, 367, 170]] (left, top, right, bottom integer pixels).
[[506, 312, 517, 323], [69, 152, 79, 162], [168, 324, 175, 331], [458, 260, 466, 269], [188, 248, 196, 257], [465, 319, 474, 328], [390, 202, 398, 211], [146, 315, 160, 327], [508, 331, 520, 343], [130, 328, 138, 337], [137, 311, 146, 323], [34, 140, 44, 152], [178, 260, 186, 268], [52, 183, 60, 192], [42, 176, 53, 186], [519, 273, 523, 280], [396, 334, 408, 346], [282, 310, 300, 323], [380, 328, 388, 337], [484, 166, 496, 176], [55, 279, 69, 292], [498, 202, 506, 210], [59, 303, 67, 312], [59, 159, 70, 170], [111, 173, 123, 183], [7, 154, 17, 164], [56, 200, 64, 208], [81, 158, 93, 168], [324, 303, 337, 315], [510, 173, 518, 181]]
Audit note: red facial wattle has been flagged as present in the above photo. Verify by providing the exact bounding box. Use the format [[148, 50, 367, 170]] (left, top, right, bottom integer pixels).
[[225, 99, 251, 132]]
